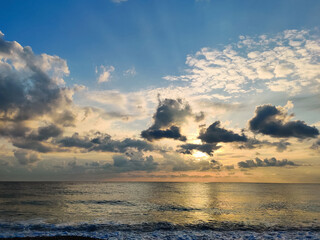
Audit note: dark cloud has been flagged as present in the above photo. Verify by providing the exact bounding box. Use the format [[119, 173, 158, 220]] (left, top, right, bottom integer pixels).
[[249, 104, 319, 139], [53, 110, 76, 127], [238, 138, 291, 152], [1, 124, 63, 153], [177, 143, 221, 156], [150, 98, 192, 129], [198, 121, 247, 143], [29, 124, 63, 141], [238, 157, 296, 168], [12, 139, 55, 153], [141, 126, 186, 142], [111, 151, 158, 172], [14, 150, 41, 165], [58, 132, 154, 153], [141, 98, 192, 141], [0, 122, 30, 138]]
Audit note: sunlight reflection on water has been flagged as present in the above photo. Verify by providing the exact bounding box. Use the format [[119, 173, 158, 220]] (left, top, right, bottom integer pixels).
[[0, 182, 319, 228]]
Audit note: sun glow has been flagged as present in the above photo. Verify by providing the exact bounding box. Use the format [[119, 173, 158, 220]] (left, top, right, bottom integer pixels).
[[192, 151, 209, 159]]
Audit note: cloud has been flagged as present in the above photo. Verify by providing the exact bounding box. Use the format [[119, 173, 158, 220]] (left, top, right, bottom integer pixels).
[[238, 157, 296, 168], [12, 139, 56, 153], [195, 100, 244, 112], [149, 98, 192, 129], [0, 123, 63, 153], [83, 90, 149, 122], [141, 98, 192, 141], [58, 131, 155, 153], [14, 150, 41, 165], [198, 121, 247, 143], [124, 67, 136, 76], [141, 125, 187, 142], [111, 151, 158, 172], [177, 143, 221, 156], [29, 124, 63, 141], [0, 36, 73, 123], [238, 138, 291, 152], [194, 111, 205, 122], [249, 104, 319, 139], [163, 29, 320, 96], [162, 155, 233, 172], [0, 32, 81, 156], [311, 139, 320, 151], [97, 65, 114, 83]]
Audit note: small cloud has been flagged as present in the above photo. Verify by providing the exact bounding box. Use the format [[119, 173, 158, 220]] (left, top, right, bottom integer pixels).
[[194, 111, 205, 122], [97, 65, 115, 83], [73, 84, 87, 92], [124, 67, 136, 77]]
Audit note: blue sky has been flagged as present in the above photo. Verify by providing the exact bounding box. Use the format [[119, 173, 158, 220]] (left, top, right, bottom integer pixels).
[[1, 0, 319, 91], [0, 0, 320, 181]]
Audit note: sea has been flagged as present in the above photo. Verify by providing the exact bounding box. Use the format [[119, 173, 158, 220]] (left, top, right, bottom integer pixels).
[[0, 182, 319, 239]]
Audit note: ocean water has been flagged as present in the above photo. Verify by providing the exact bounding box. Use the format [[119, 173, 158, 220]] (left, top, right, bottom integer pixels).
[[0, 182, 319, 239]]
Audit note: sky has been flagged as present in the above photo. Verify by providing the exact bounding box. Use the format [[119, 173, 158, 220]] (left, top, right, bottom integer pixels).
[[0, 0, 319, 182]]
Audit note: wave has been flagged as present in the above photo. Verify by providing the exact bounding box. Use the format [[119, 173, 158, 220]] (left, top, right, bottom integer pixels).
[[156, 204, 201, 212], [66, 200, 135, 206], [0, 200, 135, 207], [0, 221, 319, 234]]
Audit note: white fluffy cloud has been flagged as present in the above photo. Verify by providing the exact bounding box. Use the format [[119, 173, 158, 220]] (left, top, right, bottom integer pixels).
[[97, 65, 115, 83], [164, 29, 320, 96]]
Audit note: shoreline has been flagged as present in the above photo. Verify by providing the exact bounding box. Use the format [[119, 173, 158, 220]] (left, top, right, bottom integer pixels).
[[1, 230, 319, 240]]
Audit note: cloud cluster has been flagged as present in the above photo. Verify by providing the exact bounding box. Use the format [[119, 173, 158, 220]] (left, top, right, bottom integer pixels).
[[141, 98, 192, 141], [163, 156, 234, 172], [0, 34, 72, 123], [163, 29, 320, 96], [58, 132, 154, 153], [238, 157, 296, 168], [0, 33, 79, 160], [238, 138, 291, 152], [111, 151, 158, 172], [249, 104, 319, 139], [14, 150, 41, 165]]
